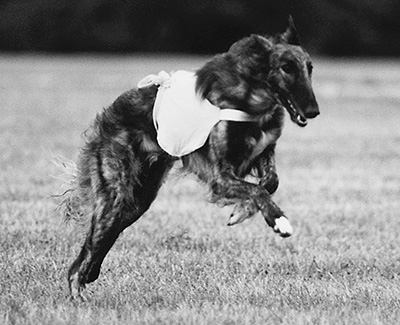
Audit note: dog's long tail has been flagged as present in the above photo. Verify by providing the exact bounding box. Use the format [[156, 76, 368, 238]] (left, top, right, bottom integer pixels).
[[52, 156, 85, 223]]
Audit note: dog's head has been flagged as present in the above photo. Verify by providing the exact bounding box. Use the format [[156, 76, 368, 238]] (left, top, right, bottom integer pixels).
[[223, 17, 319, 126], [267, 17, 319, 126]]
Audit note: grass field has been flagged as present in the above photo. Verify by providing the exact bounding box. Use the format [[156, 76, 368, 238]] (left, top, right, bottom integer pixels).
[[1, 54, 400, 324]]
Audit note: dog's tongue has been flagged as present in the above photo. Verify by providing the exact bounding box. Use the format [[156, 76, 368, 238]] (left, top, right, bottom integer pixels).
[[296, 115, 307, 127]]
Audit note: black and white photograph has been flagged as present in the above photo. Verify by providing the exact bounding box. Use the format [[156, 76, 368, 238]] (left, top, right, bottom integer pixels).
[[1, 0, 400, 324]]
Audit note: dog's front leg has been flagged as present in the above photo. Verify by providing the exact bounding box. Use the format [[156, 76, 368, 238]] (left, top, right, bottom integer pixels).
[[254, 144, 279, 195], [211, 171, 292, 237]]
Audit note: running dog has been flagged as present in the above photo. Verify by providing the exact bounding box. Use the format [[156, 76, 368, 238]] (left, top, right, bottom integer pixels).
[[63, 17, 319, 300]]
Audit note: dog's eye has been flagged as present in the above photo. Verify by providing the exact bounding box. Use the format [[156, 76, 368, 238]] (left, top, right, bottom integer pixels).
[[281, 62, 296, 74], [307, 62, 313, 75]]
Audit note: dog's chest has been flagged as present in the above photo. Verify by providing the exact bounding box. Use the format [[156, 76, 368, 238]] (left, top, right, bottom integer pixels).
[[246, 108, 285, 162], [233, 128, 279, 176], [248, 129, 279, 161]]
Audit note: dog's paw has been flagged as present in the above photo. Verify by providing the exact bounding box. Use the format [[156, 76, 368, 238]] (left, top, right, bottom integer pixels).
[[261, 171, 279, 194], [227, 202, 257, 226], [69, 273, 88, 303], [273, 216, 293, 237]]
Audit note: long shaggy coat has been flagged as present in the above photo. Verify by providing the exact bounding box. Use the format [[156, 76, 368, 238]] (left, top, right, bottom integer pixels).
[[63, 17, 319, 300]]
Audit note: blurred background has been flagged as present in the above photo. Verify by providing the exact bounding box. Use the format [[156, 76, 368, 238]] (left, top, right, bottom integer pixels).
[[2, 2, 400, 324], [0, 0, 399, 56]]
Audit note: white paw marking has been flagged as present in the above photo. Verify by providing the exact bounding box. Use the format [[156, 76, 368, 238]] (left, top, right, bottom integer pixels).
[[228, 208, 247, 226], [273, 216, 293, 237], [227, 204, 255, 226]]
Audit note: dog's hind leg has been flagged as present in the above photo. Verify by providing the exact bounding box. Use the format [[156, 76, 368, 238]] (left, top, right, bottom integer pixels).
[[68, 156, 174, 301], [68, 199, 130, 301]]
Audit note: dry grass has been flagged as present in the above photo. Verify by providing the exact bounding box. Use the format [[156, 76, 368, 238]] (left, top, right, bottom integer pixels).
[[1, 55, 400, 324]]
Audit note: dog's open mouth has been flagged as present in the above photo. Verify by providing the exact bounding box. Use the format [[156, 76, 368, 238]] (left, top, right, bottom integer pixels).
[[280, 96, 308, 127]]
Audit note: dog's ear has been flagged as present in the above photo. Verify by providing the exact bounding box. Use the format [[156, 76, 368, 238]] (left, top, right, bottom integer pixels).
[[228, 35, 272, 76], [195, 54, 232, 99], [228, 34, 271, 58], [276, 15, 301, 45], [196, 36, 271, 98]]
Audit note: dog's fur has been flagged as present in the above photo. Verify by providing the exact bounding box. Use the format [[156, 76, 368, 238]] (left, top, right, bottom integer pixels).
[[63, 17, 319, 300]]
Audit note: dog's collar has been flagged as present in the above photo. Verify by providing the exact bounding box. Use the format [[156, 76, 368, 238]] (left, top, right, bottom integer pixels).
[[138, 71, 259, 123]]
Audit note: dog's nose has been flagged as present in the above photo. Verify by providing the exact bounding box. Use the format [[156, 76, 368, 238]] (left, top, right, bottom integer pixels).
[[305, 110, 319, 119], [304, 105, 320, 119]]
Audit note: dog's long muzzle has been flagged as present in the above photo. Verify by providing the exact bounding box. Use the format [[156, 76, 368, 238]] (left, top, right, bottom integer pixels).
[[291, 94, 319, 127], [276, 87, 319, 127]]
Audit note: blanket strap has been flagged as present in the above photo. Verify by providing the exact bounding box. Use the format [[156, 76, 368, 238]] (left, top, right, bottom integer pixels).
[[220, 109, 260, 122]]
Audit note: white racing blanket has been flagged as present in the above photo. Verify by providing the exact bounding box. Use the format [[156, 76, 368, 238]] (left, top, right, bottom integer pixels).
[[138, 70, 257, 157]]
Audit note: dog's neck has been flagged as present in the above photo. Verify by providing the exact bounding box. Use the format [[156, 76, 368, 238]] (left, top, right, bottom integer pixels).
[[195, 55, 278, 119]]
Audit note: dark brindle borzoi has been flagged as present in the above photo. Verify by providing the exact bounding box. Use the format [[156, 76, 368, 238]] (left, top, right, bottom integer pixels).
[[63, 18, 319, 300]]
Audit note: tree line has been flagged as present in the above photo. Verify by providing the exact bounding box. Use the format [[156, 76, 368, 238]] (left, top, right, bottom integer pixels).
[[0, 0, 399, 56]]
